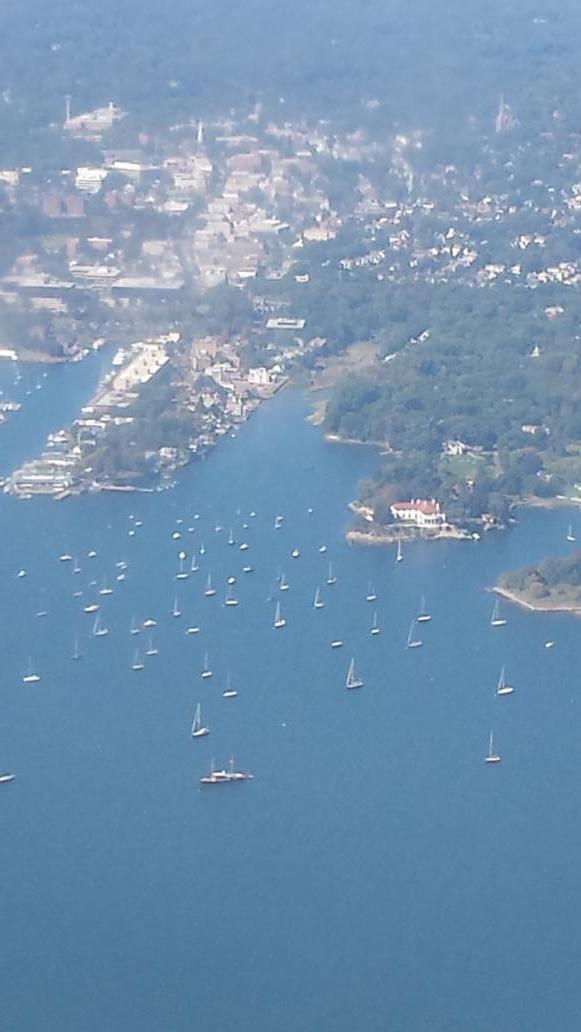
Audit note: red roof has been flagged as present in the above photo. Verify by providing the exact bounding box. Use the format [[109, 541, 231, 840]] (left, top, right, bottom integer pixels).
[[391, 500, 441, 515]]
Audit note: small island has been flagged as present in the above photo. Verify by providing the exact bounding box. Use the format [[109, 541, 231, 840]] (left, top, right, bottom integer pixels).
[[496, 552, 581, 613]]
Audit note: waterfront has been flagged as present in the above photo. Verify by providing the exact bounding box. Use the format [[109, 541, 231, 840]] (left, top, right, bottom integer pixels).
[[2, 362, 581, 1031]]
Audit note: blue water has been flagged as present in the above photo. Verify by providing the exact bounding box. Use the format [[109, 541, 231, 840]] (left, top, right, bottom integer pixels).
[[1, 363, 581, 1032]]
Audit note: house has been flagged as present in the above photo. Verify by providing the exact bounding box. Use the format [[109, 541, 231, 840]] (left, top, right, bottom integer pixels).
[[390, 499, 446, 528]]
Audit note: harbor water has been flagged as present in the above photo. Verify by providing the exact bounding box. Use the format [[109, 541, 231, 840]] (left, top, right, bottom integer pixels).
[[1, 360, 581, 1032]]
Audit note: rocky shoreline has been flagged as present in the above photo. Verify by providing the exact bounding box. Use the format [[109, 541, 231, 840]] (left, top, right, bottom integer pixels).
[[493, 585, 581, 614]]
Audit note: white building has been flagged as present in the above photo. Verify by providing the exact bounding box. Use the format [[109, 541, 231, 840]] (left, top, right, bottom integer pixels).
[[390, 499, 446, 528]]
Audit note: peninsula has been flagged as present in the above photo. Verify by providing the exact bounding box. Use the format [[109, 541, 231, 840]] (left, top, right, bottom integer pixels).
[[495, 552, 581, 613]]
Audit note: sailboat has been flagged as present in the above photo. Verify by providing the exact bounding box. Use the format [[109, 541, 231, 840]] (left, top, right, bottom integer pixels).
[[223, 673, 238, 699], [199, 543, 206, 556], [176, 556, 189, 580], [73, 558, 81, 575], [0, 773, 15, 784], [228, 528, 235, 546], [273, 601, 286, 629], [83, 602, 99, 614], [396, 539, 403, 562], [406, 620, 422, 649], [326, 563, 337, 586], [417, 596, 431, 623], [191, 555, 199, 573], [291, 547, 300, 558], [131, 649, 144, 671], [567, 524, 576, 542], [71, 637, 82, 661], [224, 586, 239, 607], [279, 572, 289, 591], [145, 635, 159, 656], [201, 653, 213, 679], [191, 703, 209, 738], [484, 731, 501, 763], [99, 577, 113, 596], [345, 657, 363, 689], [313, 586, 325, 609], [366, 582, 377, 602], [274, 515, 284, 530], [490, 599, 507, 627], [93, 613, 108, 637], [204, 574, 216, 597], [496, 664, 514, 696], [185, 624, 200, 635], [143, 617, 157, 628], [331, 639, 343, 648], [130, 616, 140, 635], [22, 659, 40, 683], [172, 596, 181, 618], [370, 612, 380, 635]]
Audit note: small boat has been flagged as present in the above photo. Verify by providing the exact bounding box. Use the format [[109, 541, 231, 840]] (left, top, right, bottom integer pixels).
[[92, 614, 108, 637], [201, 653, 213, 679], [370, 612, 380, 636], [313, 586, 325, 610], [273, 601, 286, 629], [326, 563, 337, 586], [186, 625, 200, 635], [243, 565, 253, 573], [192, 703, 209, 738], [172, 531, 181, 540], [484, 731, 501, 764], [224, 586, 239, 607], [331, 640, 343, 649], [84, 602, 99, 614], [279, 573, 289, 591], [71, 637, 82, 661], [496, 664, 514, 696], [143, 617, 157, 628], [204, 574, 216, 598], [130, 616, 140, 636], [59, 554, 73, 562], [99, 578, 113, 596], [291, 548, 300, 558], [145, 636, 159, 657], [0, 773, 15, 784], [544, 640, 556, 649], [22, 659, 40, 684], [228, 528, 235, 546], [491, 599, 507, 627], [227, 575, 236, 585], [345, 657, 363, 689], [239, 542, 249, 551], [131, 649, 144, 671], [87, 550, 97, 558], [567, 524, 576, 542], [200, 756, 253, 784], [176, 556, 189, 580], [318, 545, 327, 553], [396, 539, 403, 563], [274, 515, 284, 530], [73, 558, 81, 575], [36, 610, 47, 619], [417, 596, 431, 623], [172, 596, 181, 618], [199, 543, 206, 555], [191, 556, 199, 573], [366, 582, 377, 602], [223, 674, 238, 699], [406, 620, 422, 649], [17, 569, 26, 579]]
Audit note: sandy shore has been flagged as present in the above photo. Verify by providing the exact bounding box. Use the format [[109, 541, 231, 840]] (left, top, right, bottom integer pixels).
[[493, 585, 581, 614]]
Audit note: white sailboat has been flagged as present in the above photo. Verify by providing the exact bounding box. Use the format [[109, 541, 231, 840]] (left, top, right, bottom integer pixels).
[[22, 659, 40, 683], [228, 528, 235, 546], [71, 637, 82, 661], [345, 657, 363, 689], [224, 586, 239, 606], [176, 556, 188, 580], [191, 555, 199, 573], [273, 601, 286, 629], [191, 703, 209, 737], [0, 773, 15, 784], [331, 640, 344, 648], [204, 574, 216, 597], [313, 586, 325, 609], [567, 524, 576, 542], [130, 616, 140, 635], [417, 596, 431, 623], [84, 602, 99, 614], [396, 538, 403, 562], [143, 617, 157, 628], [370, 612, 380, 635], [172, 596, 181, 618], [201, 652, 213, 679], [326, 563, 337, 586], [406, 620, 422, 648], [223, 673, 238, 699], [145, 636, 159, 657], [484, 731, 501, 763], [93, 613, 108, 637], [291, 547, 300, 558], [279, 572, 289, 591], [73, 558, 81, 575], [491, 599, 507, 627], [496, 664, 514, 696], [366, 582, 377, 602], [99, 577, 113, 596], [131, 649, 144, 671]]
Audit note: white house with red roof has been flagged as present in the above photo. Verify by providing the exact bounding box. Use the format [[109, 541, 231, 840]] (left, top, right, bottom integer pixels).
[[390, 498, 446, 528]]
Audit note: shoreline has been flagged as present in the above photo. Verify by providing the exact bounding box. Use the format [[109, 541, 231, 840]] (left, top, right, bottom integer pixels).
[[493, 585, 581, 614], [346, 524, 472, 546]]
